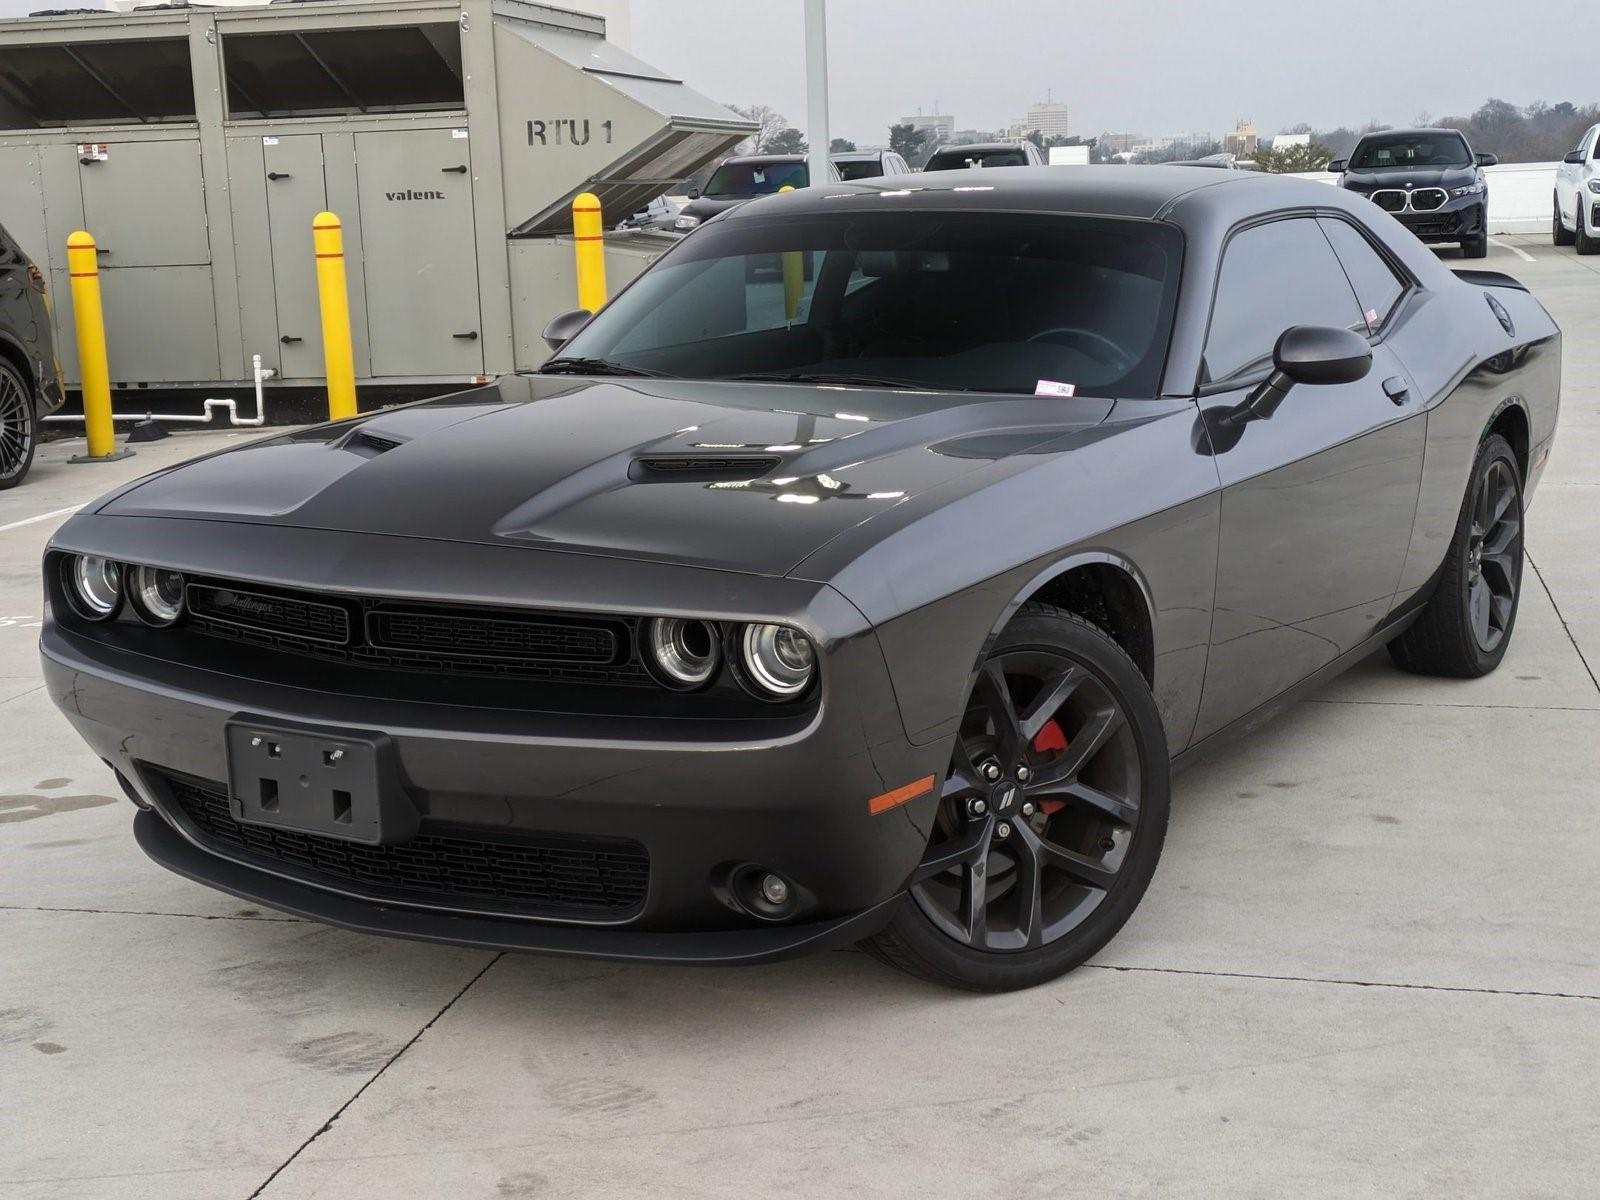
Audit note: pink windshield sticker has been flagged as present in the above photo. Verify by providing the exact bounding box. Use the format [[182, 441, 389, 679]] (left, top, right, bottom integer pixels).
[[1035, 379, 1076, 397], [1365, 307, 1379, 326]]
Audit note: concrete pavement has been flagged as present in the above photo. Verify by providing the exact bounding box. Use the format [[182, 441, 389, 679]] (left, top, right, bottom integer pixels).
[[3, 237, 1597, 1198]]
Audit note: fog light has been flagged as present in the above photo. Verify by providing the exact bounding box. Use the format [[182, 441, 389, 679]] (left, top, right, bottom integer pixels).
[[645, 617, 720, 689], [739, 623, 815, 698], [128, 564, 186, 627], [67, 555, 122, 620], [760, 874, 790, 906]]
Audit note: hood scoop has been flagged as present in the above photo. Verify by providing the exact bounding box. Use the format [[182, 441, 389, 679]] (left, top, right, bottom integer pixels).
[[342, 428, 409, 459], [628, 454, 781, 483]]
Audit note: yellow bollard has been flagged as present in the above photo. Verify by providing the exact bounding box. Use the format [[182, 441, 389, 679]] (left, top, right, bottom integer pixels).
[[778, 185, 804, 320], [313, 212, 358, 421], [65, 231, 131, 463], [572, 192, 607, 313]]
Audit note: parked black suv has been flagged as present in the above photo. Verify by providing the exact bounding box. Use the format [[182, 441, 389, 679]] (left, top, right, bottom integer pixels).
[[922, 141, 1046, 171], [672, 155, 841, 231], [1330, 128, 1496, 258], [0, 222, 64, 489]]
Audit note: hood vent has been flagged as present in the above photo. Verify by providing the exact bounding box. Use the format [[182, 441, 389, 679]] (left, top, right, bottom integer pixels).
[[629, 455, 780, 483], [343, 430, 406, 459]]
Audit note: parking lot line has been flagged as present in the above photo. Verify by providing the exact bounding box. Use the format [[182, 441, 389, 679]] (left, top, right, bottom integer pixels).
[[1489, 237, 1536, 263], [0, 505, 82, 534]]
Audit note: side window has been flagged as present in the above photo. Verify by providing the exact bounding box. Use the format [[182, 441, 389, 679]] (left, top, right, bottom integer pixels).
[[1591, 128, 1600, 160], [1318, 218, 1407, 333], [1203, 217, 1365, 385]]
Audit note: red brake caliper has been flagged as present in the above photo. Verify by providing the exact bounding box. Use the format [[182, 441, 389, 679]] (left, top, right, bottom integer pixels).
[[1031, 719, 1069, 815]]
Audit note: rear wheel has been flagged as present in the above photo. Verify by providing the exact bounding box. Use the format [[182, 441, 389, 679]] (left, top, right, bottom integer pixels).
[[1389, 434, 1523, 677], [0, 360, 37, 490], [862, 605, 1170, 991], [1553, 194, 1576, 246], [1577, 201, 1599, 256]]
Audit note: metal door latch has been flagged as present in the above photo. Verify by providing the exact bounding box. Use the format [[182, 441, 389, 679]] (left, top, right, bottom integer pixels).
[[1382, 376, 1410, 406]]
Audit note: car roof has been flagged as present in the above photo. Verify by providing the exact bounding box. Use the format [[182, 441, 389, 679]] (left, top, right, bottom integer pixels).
[[928, 142, 1030, 155], [831, 151, 891, 161], [1354, 127, 1466, 140], [722, 164, 1334, 222], [719, 154, 808, 165]]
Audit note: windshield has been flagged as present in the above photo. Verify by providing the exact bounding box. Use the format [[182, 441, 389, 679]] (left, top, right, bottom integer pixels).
[[703, 160, 809, 196], [925, 149, 1028, 171], [834, 158, 885, 180], [1350, 133, 1471, 170], [549, 211, 1183, 398]]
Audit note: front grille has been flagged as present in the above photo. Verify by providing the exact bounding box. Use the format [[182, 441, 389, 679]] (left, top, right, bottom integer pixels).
[[162, 772, 650, 920], [1409, 188, 1447, 212], [369, 608, 618, 664], [188, 583, 352, 644], [1372, 190, 1407, 213]]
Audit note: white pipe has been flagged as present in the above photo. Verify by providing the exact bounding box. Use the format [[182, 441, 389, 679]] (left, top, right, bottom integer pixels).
[[804, 0, 830, 187], [42, 354, 273, 429]]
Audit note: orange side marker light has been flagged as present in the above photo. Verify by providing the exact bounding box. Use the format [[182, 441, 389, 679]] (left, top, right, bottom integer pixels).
[[867, 774, 937, 816]]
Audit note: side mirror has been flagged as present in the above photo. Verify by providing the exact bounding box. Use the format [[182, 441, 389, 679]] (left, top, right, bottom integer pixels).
[[685, 186, 701, 199], [541, 307, 592, 352], [1326, 158, 1347, 174], [1565, 151, 1585, 165], [1476, 152, 1498, 167], [1246, 325, 1372, 420]]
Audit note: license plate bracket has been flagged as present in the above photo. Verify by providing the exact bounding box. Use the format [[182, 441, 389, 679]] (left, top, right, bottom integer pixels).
[[224, 719, 417, 846]]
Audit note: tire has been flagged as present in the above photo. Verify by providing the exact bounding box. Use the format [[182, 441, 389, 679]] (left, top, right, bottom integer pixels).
[[1461, 232, 1489, 259], [1576, 202, 1599, 256], [1389, 433, 1523, 678], [1553, 194, 1576, 246], [0, 359, 37, 491], [862, 604, 1170, 992]]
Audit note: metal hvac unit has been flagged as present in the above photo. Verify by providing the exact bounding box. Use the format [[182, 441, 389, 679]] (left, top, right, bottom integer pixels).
[[0, 0, 754, 392]]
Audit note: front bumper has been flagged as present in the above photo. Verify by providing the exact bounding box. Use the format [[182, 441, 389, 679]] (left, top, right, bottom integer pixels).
[[40, 526, 949, 964], [1390, 194, 1485, 243]]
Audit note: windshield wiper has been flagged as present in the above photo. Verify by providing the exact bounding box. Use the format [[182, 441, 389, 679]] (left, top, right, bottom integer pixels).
[[725, 370, 946, 390], [538, 357, 672, 379]]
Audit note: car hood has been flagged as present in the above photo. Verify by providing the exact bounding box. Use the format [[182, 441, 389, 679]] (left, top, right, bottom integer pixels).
[[1343, 165, 1479, 191], [98, 376, 1112, 577], [679, 196, 749, 220]]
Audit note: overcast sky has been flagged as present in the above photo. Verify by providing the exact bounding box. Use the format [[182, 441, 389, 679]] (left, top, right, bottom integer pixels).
[[0, 0, 1589, 145], [632, 0, 1594, 145]]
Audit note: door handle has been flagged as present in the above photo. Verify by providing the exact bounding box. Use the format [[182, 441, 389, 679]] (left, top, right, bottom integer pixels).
[[280, 335, 302, 344], [95, 248, 111, 256], [442, 165, 469, 174], [267, 171, 292, 181], [453, 331, 479, 340], [1382, 376, 1410, 406]]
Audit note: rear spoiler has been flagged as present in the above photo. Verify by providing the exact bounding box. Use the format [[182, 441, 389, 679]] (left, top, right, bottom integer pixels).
[[1452, 268, 1528, 292]]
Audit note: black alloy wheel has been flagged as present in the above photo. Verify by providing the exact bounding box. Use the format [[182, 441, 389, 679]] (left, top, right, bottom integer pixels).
[[1390, 433, 1523, 677], [863, 606, 1169, 991], [1465, 455, 1521, 654], [1553, 194, 1576, 246], [0, 361, 36, 490]]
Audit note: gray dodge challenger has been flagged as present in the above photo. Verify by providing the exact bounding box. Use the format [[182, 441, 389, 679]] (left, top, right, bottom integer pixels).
[[41, 168, 1560, 991]]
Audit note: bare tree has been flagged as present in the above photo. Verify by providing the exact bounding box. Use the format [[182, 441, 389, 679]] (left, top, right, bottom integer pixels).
[[728, 104, 792, 155]]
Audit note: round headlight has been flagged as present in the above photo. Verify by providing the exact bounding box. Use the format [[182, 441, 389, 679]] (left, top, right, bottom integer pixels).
[[68, 555, 123, 620], [128, 565, 186, 627], [645, 617, 721, 689], [740, 623, 815, 699]]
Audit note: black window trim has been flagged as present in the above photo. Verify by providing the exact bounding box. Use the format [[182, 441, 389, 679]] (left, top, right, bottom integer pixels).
[[1194, 207, 1418, 398]]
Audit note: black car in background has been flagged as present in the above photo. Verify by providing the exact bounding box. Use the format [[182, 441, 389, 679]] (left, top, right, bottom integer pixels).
[[673, 154, 841, 231], [1331, 128, 1496, 258], [0, 221, 64, 489], [923, 141, 1046, 171], [831, 150, 913, 180]]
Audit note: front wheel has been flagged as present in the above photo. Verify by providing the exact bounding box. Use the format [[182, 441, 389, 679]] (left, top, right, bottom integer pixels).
[[1577, 203, 1599, 256], [862, 605, 1170, 991], [0, 360, 37, 490], [1553, 194, 1576, 246], [1389, 433, 1523, 677], [1461, 232, 1489, 259]]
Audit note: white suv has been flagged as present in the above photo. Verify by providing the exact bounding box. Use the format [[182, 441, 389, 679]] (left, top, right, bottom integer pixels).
[[1554, 123, 1600, 254]]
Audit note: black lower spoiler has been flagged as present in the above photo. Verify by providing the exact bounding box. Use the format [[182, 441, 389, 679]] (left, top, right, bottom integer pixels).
[[1452, 268, 1528, 292]]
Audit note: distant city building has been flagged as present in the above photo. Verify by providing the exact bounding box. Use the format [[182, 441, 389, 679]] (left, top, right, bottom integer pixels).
[[1023, 100, 1071, 140], [899, 112, 955, 147], [1222, 119, 1258, 157], [1098, 132, 1146, 155], [1272, 132, 1311, 150]]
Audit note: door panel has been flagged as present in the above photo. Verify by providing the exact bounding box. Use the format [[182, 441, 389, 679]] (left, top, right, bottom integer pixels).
[[78, 141, 209, 267], [264, 135, 330, 380], [1194, 352, 1424, 739], [355, 129, 482, 377], [97, 266, 220, 383]]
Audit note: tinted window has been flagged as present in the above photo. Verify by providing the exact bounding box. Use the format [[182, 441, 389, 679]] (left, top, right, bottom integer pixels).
[[0, 39, 195, 127], [1204, 218, 1364, 385], [704, 161, 809, 196], [224, 25, 463, 118], [1318, 218, 1407, 333], [835, 159, 884, 180], [555, 212, 1184, 398], [1350, 132, 1471, 170], [925, 149, 1028, 171]]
